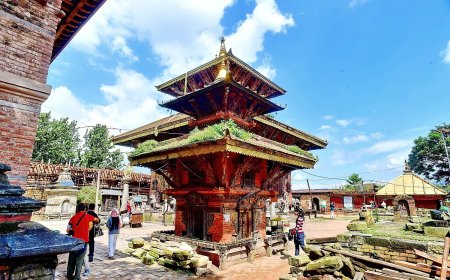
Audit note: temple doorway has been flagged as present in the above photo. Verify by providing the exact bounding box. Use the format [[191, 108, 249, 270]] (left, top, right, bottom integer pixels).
[[189, 207, 204, 239], [312, 197, 320, 211], [398, 199, 410, 217]]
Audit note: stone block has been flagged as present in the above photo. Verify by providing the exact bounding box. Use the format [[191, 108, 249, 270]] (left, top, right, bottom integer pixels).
[[290, 266, 306, 275], [336, 233, 352, 242], [305, 256, 344, 275], [279, 274, 298, 280], [427, 242, 445, 254], [190, 255, 209, 268], [289, 255, 311, 267], [332, 243, 342, 250], [131, 248, 146, 258], [340, 256, 355, 278], [424, 227, 450, 238], [405, 223, 422, 231], [308, 246, 324, 260], [131, 238, 145, 248], [123, 248, 136, 255], [347, 221, 367, 231], [142, 255, 155, 265]]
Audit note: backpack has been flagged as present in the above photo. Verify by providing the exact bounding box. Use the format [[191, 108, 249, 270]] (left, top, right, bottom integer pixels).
[[288, 228, 296, 241]]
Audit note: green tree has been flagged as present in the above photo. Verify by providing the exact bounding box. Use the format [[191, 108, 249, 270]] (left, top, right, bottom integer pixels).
[[77, 186, 101, 204], [80, 124, 124, 169], [408, 124, 450, 184], [343, 173, 363, 191], [32, 112, 80, 164]]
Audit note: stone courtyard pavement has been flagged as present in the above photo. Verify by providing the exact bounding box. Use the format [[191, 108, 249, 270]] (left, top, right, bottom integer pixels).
[[39, 215, 351, 280]]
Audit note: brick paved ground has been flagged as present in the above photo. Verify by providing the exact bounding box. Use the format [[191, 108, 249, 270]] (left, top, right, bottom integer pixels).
[[40, 214, 352, 280]]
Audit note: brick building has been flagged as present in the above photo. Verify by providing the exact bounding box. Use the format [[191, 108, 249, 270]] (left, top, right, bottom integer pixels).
[[0, 0, 106, 186]]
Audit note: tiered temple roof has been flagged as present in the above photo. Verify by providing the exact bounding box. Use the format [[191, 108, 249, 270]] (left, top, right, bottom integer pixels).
[[156, 46, 285, 99], [112, 113, 327, 151]]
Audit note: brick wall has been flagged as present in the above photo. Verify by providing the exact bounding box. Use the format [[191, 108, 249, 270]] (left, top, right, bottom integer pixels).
[[0, 90, 42, 186], [336, 233, 445, 264], [0, 0, 63, 187], [0, 0, 62, 83]]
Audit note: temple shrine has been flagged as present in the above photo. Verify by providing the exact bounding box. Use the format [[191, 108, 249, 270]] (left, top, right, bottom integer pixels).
[[114, 38, 327, 267]]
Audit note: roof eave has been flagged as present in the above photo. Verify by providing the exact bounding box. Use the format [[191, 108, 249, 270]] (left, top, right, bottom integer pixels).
[[159, 79, 285, 113], [130, 137, 315, 169]]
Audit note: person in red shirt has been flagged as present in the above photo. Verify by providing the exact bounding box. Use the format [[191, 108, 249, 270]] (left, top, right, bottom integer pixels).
[[66, 203, 96, 280]]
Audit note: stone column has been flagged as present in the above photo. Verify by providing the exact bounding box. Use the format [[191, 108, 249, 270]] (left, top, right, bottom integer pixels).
[[0, 0, 64, 187], [121, 175, 130, 212]]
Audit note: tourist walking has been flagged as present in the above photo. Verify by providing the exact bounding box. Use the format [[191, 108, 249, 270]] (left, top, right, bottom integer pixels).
[[66, 203, 96, 280], [293, 208, 306, 256], [81, 203, 100, 277], [330, 202, 335, 219], [106, 208, 122, 259]]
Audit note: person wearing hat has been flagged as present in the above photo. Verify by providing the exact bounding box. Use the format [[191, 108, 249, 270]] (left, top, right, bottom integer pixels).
[[293, 208, 306, 256]]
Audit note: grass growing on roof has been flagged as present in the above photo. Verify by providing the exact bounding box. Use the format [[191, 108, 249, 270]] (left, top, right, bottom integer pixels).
[[130, 120, 251, 157], [130, 119, 315, 159], [285, 145, 315, 159]]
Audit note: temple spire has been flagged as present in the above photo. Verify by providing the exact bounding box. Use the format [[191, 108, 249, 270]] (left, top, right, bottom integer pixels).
[[218, 36, 227, 57], [215, 37, 230, 81], [404, 160, 412, 173]]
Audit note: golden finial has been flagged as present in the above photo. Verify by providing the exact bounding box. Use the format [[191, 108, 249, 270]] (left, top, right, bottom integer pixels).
[[215, 37, 232, 81], [219, 36, 227, 57]]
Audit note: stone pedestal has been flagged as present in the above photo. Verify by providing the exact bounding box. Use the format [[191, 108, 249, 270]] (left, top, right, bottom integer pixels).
[[0, 163, 83, 279]]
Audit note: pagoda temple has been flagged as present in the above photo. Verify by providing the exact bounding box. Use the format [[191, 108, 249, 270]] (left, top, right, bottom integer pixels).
[[113, 38, 326, 267]]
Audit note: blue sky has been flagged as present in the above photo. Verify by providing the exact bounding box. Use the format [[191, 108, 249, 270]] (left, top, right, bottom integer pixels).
[[45, 0, 450, 189]]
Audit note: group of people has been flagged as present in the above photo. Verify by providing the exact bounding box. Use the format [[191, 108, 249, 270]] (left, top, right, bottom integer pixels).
[[66, 204, 123, 280]]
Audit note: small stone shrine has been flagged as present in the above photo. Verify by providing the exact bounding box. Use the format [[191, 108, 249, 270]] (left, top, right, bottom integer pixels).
[[44, 167, 79, 218], [0, 163, 83, 279]]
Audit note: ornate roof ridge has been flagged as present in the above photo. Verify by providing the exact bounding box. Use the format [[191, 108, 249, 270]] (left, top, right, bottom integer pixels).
[[155, 53, 285, 98]]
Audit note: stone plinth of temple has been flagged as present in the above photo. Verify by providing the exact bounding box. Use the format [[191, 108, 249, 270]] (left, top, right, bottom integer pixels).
[[0, 163, 83, 279], [44, 167, 79, 218]]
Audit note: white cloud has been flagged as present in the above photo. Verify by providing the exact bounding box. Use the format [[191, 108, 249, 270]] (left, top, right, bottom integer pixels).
[[386, 149, 410, 168], [42, 86, 88, 123], [370, 132, 384, 140], [343, 134, 369, 144], [57, 0, 294, 130], [112, 36, 139, 62], [349, 0, 369, 8], [441, 40, 450, 64], [256, 55, 276, 79], [70, 0, 293, 77], [226, 0, 294, 64], [323, 115, 333, 120], [364, 139, 412, 155], [43, 68, 168, 131], [336, 119, 351, 127], [319, 125, 332, 130]]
